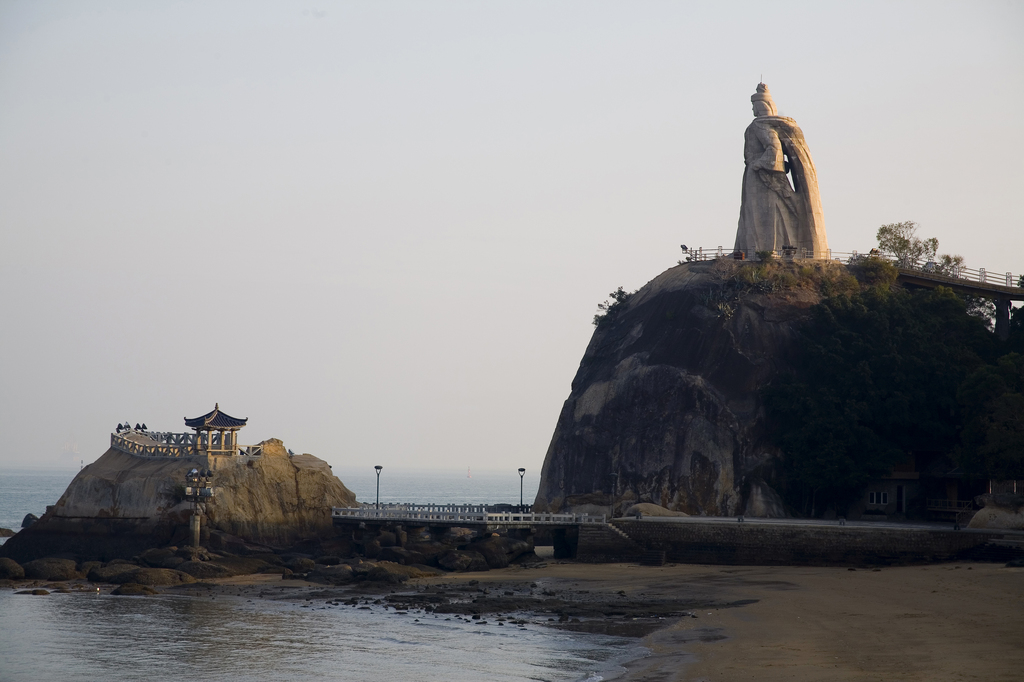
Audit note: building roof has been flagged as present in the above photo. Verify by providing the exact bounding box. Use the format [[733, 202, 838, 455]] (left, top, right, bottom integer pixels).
[[184, 403, 248, 430]]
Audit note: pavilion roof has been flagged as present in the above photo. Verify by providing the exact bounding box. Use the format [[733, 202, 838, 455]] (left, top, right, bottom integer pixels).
[[184, 403, 248, 430]]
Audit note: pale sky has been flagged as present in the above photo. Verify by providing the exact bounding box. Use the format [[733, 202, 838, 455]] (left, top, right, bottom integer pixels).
[[1, 1, 1022, 475]]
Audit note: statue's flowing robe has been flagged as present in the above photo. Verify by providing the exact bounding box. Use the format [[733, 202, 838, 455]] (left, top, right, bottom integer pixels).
[[734, 116, 828, 257]]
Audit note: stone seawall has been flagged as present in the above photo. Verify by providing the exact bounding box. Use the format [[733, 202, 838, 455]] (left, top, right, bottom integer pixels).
[[576, 519, 1003, 566]]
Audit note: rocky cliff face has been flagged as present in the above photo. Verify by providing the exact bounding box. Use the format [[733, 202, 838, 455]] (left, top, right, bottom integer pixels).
[[1, 438, 355, 562], [534, 259, 829, 517]]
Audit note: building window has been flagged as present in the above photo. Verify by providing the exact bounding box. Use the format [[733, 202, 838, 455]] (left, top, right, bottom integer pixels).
[[868, 492, 889, 505]]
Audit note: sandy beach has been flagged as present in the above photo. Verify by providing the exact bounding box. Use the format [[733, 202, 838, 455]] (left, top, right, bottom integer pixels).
[[180, 556, 1022, 681]]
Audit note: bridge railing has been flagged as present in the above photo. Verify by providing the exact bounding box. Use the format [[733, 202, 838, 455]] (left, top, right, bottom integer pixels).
[[331, 505, 606, 525], [679, 247, 1022, 292]]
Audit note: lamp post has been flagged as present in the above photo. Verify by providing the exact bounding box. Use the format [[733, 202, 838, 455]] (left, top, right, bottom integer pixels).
[[518, 468, 526, 511], [185, 468, 214, 548], [374, 465, 383, 511]]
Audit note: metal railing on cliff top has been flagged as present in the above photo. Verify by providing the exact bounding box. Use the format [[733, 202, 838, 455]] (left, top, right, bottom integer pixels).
[[680, 246, 1023, 292]]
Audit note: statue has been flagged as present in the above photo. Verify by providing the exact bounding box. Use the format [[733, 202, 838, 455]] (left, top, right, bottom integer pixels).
[[734, 83, 828, 258]]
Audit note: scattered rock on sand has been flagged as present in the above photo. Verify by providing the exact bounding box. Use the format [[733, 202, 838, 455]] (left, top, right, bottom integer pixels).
[[470, 537, 532, 569], [88, 564, 138, 583], [366, 561, 436, 584], [17, 588, 50, 595], [286, 557, 316, 573], [111, 568, 196, 586], [378, 547, 427, 566], [22, 557, 80, 581], [307, 564, 355, 585], [438, 550, 489, 572], [112, 583, 159, 596], [177, 561, 231, 579], [0, 557, 25, 579]]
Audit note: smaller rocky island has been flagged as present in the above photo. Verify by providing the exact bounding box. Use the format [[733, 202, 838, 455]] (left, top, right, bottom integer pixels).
[[0, 405, 545, 588]]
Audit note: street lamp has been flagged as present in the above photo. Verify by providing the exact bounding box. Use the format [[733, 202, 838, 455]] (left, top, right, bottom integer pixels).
[[518, 468, 526, 510], [184, 468, 214, 548], [374, 465, 383, 510]]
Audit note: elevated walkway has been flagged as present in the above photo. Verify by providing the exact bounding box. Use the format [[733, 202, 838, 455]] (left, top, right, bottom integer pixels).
[[331, 504, 605, 533]]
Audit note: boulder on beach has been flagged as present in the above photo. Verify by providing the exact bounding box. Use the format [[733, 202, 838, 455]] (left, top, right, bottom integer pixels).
[[969, 494, 1024, 530], [438, 550, 490, 572], [22, 557, 80, 581], [21, 514, 39, 528], [469, 537, 532, 569], [286, 557, 316, 573], [404, 541, 449, 565], [307, 564, 355, 585], [366, 561, 436, 584], [137, 548, 186, 570], [177, 560, 232, 579], [110, 567, 196, 586], [0, 557, 25, 579], [112, 583, 159, 596], [623, 503, 690, 518], [87, 564, 138, 583], [0, 527, 15, 538], [378, 546, 427, 566]]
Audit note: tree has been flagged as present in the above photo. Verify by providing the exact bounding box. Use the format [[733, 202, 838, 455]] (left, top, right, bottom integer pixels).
[[935, 253, 965, 276], [764, 281, 995, 515], [593, 286, 632, 327], [956, 353, 1024, 480], [876, 221, 938, 268]]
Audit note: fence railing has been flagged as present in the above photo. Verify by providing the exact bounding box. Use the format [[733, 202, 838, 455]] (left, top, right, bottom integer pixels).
[[110, 431, 263, 459], [925, 498, 974, 512], [332, 504, 606, 525], [989, 480, 1024, 495], [679, 247, 1022, 292]]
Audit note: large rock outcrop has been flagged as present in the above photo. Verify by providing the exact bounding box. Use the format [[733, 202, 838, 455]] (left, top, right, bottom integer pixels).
[[534, 259, 833, 517], [1, 438, 355, 562]]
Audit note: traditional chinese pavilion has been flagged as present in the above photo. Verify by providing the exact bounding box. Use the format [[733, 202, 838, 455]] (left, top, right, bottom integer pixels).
[[184, 403, 248, 455]]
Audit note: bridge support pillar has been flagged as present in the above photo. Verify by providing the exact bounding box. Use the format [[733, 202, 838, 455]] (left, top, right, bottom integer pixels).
[[995, 298, 1010, 341]]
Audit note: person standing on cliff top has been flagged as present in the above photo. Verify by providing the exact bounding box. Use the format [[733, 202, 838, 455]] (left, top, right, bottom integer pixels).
[[734, 83, 828, 258]]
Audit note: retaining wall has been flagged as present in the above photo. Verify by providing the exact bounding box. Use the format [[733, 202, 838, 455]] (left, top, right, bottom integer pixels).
[[576, 519, 1003, 566]]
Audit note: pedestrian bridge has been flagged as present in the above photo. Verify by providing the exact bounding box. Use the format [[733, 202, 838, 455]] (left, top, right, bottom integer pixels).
[[331, 504, 606, 530]]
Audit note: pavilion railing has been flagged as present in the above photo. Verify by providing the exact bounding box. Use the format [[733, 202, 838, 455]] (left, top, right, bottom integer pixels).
[[679, 247, 1022, 292], [110, 431, 263, 458]]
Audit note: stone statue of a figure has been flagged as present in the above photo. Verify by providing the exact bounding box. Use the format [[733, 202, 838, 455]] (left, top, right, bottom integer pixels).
[[734, 83, 828, 258]]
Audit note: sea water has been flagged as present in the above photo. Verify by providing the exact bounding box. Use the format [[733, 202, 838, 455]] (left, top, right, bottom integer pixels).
[[0, 469, 642, 681], [0, 469, 77, 536], [0, 590, 641, 682]]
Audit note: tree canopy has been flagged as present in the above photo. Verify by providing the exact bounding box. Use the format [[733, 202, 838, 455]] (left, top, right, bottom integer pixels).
[[763, 262, 1012, 515]]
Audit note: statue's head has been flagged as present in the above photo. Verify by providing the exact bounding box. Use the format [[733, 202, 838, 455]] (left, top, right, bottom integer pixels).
[[751, 82, 777, 117]]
